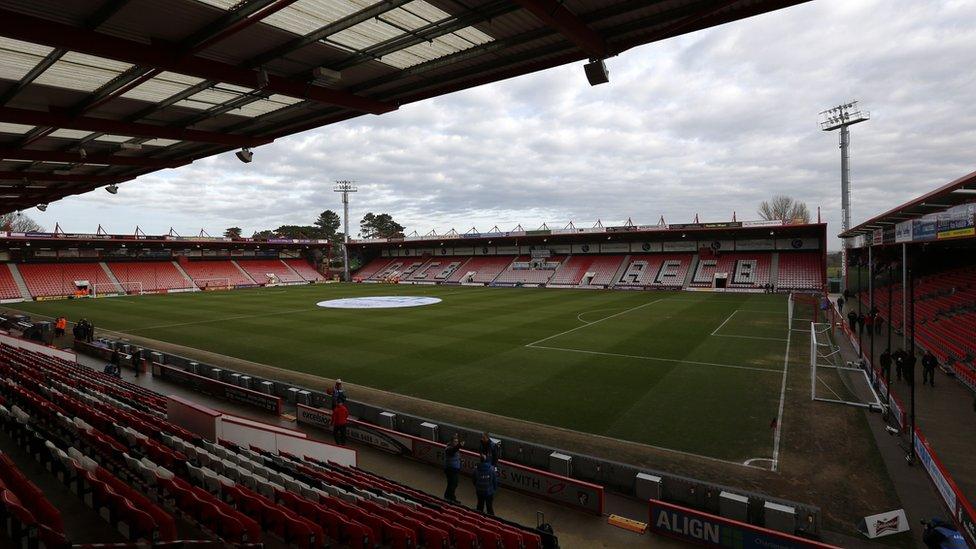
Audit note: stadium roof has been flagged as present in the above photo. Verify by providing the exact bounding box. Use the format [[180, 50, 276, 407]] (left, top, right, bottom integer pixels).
[[0, 0, 807, 214], [839, 169, 976, 238]]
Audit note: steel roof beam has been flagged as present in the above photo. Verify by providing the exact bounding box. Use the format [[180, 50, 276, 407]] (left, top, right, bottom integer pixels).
[[0, 107, 266, 147], [0, 148, 184, 168], [0, 9, 395, 114], [509, 0, 607, 58], [0, 171, 124, 183]]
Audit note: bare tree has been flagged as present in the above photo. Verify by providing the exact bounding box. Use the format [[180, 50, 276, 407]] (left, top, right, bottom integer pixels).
[[0, 212, 44, 232], [758, 195, 810, 224]]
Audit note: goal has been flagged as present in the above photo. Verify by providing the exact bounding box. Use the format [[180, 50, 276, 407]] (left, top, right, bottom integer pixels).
[[810, 319, 883, 411], [92, 282, 143, 298], [194, 278, 231, 291]]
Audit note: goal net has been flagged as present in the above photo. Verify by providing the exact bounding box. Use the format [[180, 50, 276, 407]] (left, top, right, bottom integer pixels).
[[92, 282, 143, 297], [194, 278, 231, 291], [810, 320, 882, 411]]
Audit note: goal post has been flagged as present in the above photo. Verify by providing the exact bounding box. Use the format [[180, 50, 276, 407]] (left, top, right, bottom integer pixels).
[[810, 319, 883, 411], [92, 282, 143, 298]]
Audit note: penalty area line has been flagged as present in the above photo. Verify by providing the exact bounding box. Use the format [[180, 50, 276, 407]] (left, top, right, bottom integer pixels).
[[712, 334, 788, 342], [526, 345, 782, 374], [710, 310, 738, 336], [525, 297, 668, 347]]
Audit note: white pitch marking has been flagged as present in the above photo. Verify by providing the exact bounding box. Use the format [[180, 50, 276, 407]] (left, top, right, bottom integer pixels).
[[713, 334, 789, 342], [527, 345, 782, 374], [129, 307, 316, 332], [524, 297, 668, 347], [575, 308, 627, 325], [743, 457, 774, 468], [710, 310, 739, 336], [770, 300, 793, 473]]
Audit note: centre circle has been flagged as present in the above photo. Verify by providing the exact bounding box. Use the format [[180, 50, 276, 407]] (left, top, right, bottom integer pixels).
[[316, 296, 442, 309]]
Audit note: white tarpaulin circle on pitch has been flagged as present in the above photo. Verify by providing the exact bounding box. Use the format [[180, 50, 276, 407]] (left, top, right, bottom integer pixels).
[[316, 296, 442, 309]]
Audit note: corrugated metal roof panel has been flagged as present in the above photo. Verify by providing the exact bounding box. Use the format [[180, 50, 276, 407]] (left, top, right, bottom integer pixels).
[[142, 138, 180, 147], [121, 71, 204, 103], [48, 129, 93, 139], [93, 134, 135, 143], [0, 37, 54, 81], [33, 51, 133, 93], [0, 122, 34, 134]]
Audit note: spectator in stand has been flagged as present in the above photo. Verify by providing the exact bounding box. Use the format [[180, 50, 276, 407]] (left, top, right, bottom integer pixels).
[[443, 433, 464, 503], [332, 402, 349, 445], [847, 310, 857, 330], [879, 349, 892, 382], [479, 431, 500, 468], [893, 348, 907, 382], [922, 351, 938, 387], [837, 296, 845, 312], [473, 454, 499, 516]]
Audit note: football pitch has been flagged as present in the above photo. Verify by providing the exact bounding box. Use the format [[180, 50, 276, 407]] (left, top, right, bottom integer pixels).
[[13, 284, 807, 467]]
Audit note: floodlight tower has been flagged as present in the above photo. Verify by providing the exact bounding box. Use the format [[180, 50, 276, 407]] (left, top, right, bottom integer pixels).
[[334, 181, 358, 282], [819, 100, 869, 295]]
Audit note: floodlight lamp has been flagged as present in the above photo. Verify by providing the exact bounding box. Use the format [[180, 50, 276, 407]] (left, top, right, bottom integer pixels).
[[236, 147, 253, 163], [105, 184, 119, 194], [36, 203, 47, 212]]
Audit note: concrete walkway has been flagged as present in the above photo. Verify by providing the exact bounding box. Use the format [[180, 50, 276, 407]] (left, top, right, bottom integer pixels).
[[830, 296, 969, 548], [840, 296, 976, 503]]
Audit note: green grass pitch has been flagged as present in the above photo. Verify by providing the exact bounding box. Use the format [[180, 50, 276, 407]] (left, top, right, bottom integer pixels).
[[14, 284, 800, 465]]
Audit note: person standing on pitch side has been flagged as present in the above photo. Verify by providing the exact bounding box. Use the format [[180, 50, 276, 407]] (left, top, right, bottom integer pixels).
[[879, 348, 892, 382], [837, 296, 845, 312], [332, 402, 349, 445], [922, 350, 938, 387], [331, 378, 347, 409], [473, 453, 499, 516], [893, 348, 907, 382], [479, 432, 500, 469], [904, 352, 917, 387], [443, 433, 463, 503]]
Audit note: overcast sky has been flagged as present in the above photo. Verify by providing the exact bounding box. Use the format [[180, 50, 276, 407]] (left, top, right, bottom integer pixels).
[[28, 0, 976, 249]]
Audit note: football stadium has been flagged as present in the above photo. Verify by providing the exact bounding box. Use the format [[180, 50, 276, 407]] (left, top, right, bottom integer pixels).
[[0, 1, 974, 549]]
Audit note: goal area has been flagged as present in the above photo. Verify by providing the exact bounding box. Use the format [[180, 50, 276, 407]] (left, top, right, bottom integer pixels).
[[92, 282, 143, 297], [809, 319, 882, 412]]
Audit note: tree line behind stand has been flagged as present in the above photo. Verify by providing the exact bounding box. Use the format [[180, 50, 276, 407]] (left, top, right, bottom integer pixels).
[[224, 210, 404, 271]]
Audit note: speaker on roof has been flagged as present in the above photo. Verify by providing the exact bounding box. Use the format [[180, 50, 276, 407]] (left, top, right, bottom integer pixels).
[[583, 59, 610, 86]]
